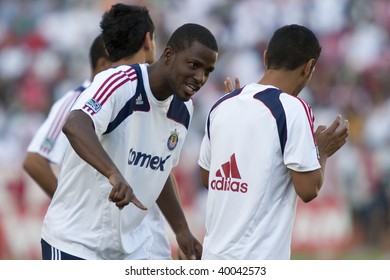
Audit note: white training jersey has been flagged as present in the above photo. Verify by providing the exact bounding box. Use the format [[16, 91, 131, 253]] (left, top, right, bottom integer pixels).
[[198, 84, 320, 260], [27, 81, 90, 164], [41, 64, 192, 259], [143, 204, 171, 259], [27, 80, 171, 259]]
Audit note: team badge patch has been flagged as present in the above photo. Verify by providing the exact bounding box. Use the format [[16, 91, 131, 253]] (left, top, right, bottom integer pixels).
[[41, 137, 55, 152], [85, 98, 101, 113], [167, 129, 179, 151]]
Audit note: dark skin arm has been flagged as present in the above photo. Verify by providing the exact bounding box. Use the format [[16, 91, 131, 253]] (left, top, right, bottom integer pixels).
[[157, 172, 202, 260], [291, 115, 349, 202], [200, 167, 209, 189], [23, 152, 57, 198], [62, 109, 146, 210]]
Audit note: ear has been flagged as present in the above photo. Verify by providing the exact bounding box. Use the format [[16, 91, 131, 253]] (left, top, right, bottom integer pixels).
[[303, 58, 316, 76], [162, 46, 174, 64], [263, 50, 268, 69], [95, 57, 112, 74], [143, 32, 152, 50]]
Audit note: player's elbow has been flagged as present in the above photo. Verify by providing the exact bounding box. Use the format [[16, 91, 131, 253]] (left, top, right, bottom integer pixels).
[[62, 114, 74, 136], [299, 189, 319, 203], [291, 169, 323, 203], [22, 153, 34, 174]]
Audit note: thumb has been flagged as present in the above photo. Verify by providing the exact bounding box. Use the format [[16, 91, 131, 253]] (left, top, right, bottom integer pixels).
[[315, 125, 327, 134]]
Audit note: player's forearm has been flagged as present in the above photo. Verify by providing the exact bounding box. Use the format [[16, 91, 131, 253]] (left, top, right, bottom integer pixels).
[[23, 152, 57, 198], [291, 168, 323, 203], [199, 167, 209, 188], [63, 110, 120, 179], [157, 174, 190, 235]]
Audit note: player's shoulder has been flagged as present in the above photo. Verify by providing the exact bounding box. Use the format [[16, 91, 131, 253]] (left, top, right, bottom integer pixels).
[[51, 86, 81, 109], [94, 64, 138, 83], [209, 83, 261, 112], [165, 96, 193, 130], [280, 93, 312, 111]]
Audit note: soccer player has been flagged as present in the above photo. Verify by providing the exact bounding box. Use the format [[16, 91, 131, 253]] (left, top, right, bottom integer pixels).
[[25, 4, 176, 260], [198, 24, 349, 259], [40, 4, 219, 260], [23, 34, 111, 198]]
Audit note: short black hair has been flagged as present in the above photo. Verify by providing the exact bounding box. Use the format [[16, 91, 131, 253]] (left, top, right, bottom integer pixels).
[[100, 4, 155, 62], [166, 23, 218, 53], [89, 34, 110, 70], [266, 24, 321, 70]]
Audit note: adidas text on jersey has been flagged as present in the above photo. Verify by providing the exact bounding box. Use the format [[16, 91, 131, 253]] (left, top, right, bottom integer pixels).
[[210, 153, 248, 193]]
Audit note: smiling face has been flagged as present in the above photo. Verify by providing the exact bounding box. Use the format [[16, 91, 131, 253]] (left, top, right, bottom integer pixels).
[[165, 41, 218, 101]]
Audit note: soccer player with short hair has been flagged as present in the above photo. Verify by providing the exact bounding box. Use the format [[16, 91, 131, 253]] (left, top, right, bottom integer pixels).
[[23, 34, 111, 198], [199, 24, 349, 259], [41, 3, 219, 260]]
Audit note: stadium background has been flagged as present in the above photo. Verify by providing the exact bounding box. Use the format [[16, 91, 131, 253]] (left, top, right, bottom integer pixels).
[[0, 0, 390, 260]]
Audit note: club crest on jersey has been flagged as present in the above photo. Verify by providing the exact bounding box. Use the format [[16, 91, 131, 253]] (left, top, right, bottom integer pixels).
[[85, 98, 101, 113], [167, 129, 179, 151]]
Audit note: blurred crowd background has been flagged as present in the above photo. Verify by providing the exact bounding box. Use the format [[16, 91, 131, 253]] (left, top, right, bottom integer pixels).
[[1, 0, 390, 260]]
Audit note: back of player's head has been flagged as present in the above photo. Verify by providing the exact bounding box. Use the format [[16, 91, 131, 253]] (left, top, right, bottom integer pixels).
[[89, 34, 110, 70], [265, 24, 321, 70], [166, 23, 218, 53], [100, 4, 155, 62]]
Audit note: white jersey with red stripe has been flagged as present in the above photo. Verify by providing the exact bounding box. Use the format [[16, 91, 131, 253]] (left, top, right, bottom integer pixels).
[[27, 80, 90, 164], [41, 63, 192, 259], [198, 83, 320, 260]]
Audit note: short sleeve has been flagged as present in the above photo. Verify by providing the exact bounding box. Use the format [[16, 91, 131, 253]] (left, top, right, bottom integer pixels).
[[198, 122, 211, 171], [27, 90, 78, 164], [282, 96, 320, 172]]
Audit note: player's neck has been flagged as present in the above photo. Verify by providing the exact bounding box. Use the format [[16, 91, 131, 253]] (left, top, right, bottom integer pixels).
[[111, 52, 148, 67], [259, 69, 302, 96]]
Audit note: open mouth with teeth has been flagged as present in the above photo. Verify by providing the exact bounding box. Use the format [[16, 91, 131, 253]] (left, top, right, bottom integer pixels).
[[185, 82, 200, 93]]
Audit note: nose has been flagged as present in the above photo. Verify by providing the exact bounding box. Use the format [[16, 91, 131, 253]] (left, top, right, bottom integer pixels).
[[194, 68, 206, 85]]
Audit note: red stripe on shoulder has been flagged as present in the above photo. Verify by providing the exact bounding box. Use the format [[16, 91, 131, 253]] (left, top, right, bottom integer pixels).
[[296, 97, 315, 141]]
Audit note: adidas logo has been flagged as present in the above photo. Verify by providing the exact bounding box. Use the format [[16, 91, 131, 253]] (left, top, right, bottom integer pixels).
[[135, 94, 143, 105], [210, 153, 248, 193]]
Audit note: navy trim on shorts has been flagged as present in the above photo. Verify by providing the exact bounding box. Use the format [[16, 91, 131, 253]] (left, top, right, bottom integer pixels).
[[41, 239, 84, 260]]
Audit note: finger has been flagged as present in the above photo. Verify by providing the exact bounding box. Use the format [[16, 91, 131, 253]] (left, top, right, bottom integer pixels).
[[112, 189, 126, 203], [234, 76, 240, 89], [116, 200, 129, 210], [224, 76, 232, 93], [195, 242, 203, 259], [337, 127, 349, 140], [223, 80, 229, 93], [186, 253, 196, 260], [315, 125, 327, 134], [130, 195, 147, 210], [109, 188, 119, 202], [336, 120, 349, 138], [325, 115, 341, 133], [341, 119, 349, 131], [185, 244, 196, 260]]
